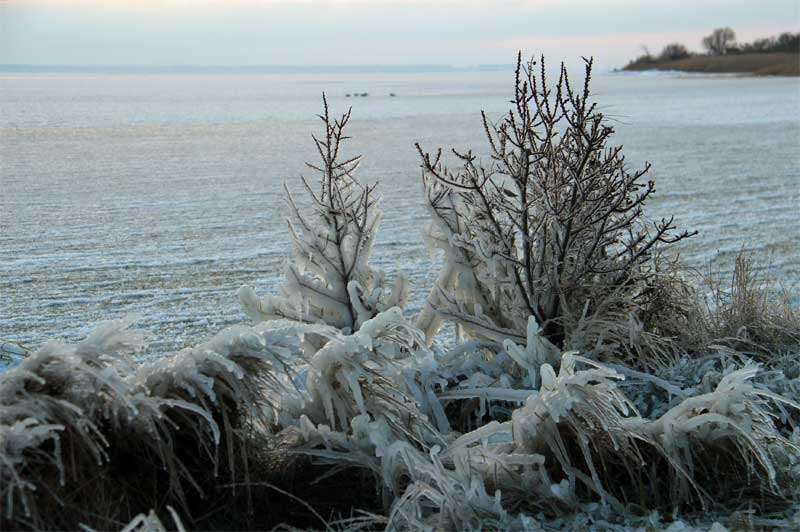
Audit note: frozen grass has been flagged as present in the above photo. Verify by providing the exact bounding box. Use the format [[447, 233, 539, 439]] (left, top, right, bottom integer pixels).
[[2, 56, 799, 531], [702, 252, 800, 357], [0, 317, 326, 530]]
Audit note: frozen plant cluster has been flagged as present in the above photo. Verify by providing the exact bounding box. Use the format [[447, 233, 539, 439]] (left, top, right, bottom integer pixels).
[[233, 66, 800, 529], [0, 315, 335, 529], [2, 58, 800, 531]]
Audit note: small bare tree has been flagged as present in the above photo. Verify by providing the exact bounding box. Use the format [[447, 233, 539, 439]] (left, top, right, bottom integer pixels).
[[416, 54, 695, 356], [239, 95, 407, 333], [702, 27, 736, 55]]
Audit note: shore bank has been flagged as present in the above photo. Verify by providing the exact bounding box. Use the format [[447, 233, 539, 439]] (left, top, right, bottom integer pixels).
[[623, 53, 799, 76]]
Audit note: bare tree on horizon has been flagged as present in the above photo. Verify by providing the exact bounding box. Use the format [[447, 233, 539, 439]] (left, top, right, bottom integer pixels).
[[702, 27, 736, 55]]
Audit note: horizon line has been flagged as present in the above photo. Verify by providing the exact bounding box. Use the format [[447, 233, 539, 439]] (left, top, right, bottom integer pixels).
[[0, 63, 518, 74]]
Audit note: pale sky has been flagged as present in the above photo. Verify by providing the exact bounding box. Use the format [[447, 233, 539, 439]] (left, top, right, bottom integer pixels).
[[1, 0, 798, 70]]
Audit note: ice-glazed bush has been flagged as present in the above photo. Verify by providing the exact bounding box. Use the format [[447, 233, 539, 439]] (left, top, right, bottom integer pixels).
[[383, 355, 800, 528], [239, 94, 407, 334], [415, 54, 695, 364], [0, 317, 320, 530]]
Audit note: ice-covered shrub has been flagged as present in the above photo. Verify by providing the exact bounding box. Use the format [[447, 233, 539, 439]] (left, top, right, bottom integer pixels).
[[0, 318, 318, 530], [291, 342, 799, 528], [438, 354, 799, 517], [296, 308, 447, 440], [1, 318, 150, 528], [415, 54, 695, 364], [382, 441, 530, 531], [239, 95, 407, 334], [271, 308, 451, 514], [640, 361, 800, 509]]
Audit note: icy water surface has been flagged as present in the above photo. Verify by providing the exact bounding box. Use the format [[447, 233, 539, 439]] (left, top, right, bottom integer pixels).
[[1, 70, 799, 352]]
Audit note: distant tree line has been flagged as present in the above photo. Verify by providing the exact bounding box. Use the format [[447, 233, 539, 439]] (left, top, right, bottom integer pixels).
[[626, 28, 799, 68], [728, 31, 800, 54]]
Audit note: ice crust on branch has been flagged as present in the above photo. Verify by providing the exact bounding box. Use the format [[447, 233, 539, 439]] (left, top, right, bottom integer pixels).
[[239, 94, 407, 334]]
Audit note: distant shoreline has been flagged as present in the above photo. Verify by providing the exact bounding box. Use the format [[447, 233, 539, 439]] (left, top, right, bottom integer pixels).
[[622, 53, 799, 76]]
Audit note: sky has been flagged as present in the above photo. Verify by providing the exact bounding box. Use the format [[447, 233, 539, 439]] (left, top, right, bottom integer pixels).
[[0, 0, 798, 70]]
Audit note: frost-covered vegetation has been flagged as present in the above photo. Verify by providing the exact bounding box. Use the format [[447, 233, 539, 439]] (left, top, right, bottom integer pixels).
[[2, 56, 799, 531]]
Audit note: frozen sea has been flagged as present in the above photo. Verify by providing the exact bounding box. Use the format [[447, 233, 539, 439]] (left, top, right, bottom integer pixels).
[[2, 68, 799, 353]]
